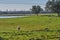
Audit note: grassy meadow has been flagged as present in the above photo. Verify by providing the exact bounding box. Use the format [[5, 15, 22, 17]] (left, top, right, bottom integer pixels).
[[0, 14, 60, 40]]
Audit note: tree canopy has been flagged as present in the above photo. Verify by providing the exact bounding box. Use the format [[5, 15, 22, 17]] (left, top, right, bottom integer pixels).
[[45, 0, 60, 16], [31, 5, 43, 16]]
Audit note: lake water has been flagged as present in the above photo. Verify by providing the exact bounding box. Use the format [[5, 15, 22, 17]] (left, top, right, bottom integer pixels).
[[0, 16, 27, 18]]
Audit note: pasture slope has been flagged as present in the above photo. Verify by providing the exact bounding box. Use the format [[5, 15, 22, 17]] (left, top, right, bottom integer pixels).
[[0, 15, 60, 40]]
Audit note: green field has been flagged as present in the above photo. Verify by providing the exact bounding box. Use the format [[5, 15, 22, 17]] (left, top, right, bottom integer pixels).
[[0, 15, 60, 40]]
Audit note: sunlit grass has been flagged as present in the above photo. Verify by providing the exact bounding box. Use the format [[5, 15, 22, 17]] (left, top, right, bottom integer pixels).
[[0, 15, 59, 31], [0, 15, 60, 40]]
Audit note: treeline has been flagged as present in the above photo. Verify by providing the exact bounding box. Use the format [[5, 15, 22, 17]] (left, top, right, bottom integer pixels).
[[0, 11, 52, 15], [0, 11, 31, 14], [0, 0, 60, 16]]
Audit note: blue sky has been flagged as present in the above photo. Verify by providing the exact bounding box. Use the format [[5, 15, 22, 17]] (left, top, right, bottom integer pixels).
[[0, 0, 48, 11]]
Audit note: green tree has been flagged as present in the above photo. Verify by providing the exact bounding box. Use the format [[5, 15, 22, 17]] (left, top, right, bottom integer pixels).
[[53, 1, 60, 16], [32, 5, 37, 14], [31, 5, 43, 16], [45, 0, 52, 11], [45, 0, 60, 16]]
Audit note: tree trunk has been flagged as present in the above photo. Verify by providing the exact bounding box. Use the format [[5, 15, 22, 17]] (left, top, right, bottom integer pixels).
[[58, 12, 60, 17], [37, 13, 38, 16], [37, 14, 38, 16]]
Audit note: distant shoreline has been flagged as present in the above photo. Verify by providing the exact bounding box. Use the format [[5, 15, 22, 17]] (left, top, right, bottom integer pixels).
[[0, 13, 57, 16], [0, 14, 27, 16]]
